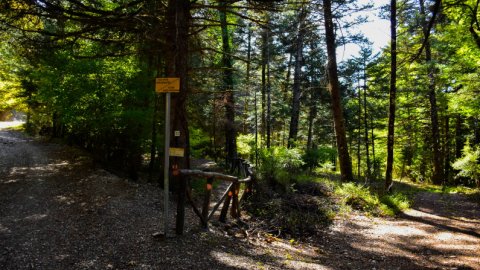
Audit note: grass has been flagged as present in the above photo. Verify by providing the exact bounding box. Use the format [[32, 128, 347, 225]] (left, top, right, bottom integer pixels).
[[309, 177, 413, 217]]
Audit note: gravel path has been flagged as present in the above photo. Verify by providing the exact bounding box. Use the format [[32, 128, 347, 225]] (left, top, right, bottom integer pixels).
[[1, 123, 479, 269]]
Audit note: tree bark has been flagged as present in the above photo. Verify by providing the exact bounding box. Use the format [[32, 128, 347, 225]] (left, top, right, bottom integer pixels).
[[362, 59, 371, 181], [420, 0, 444, 185], [165, 0, 191, 184], [385, 0, 397, 192], [288, 8, 306, 148], [219, 1, 237, 162], [322, 0, 353, 182]]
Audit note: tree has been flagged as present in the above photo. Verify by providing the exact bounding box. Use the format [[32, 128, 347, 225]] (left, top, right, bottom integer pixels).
[[419, 0, 444, 185], [288, 6, 307, 148], [385, 0, 397, 192], [322, 0, 353, 182]]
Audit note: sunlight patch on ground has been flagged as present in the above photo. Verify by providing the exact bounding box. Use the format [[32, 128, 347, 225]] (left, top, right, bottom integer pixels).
[[0, 121, 24, 130], [210, 251, 263, 270], [8, 162, 71, 177], [55, 195, 75, 205], [368, 223, 426, 236], [0, 223, 11, 233], [23, 213, 48, 221]]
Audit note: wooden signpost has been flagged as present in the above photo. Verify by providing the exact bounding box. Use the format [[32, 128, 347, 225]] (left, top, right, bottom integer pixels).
[[155, 78, 180, 237]]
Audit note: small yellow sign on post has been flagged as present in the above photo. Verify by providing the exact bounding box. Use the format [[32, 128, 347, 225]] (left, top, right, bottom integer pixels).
[[156, 78, 180, 93], [169, 147, 185, 157]]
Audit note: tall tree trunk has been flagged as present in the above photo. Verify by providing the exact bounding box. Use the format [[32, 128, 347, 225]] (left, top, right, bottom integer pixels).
[[370, 113, 376, 179], [149, 95, 159, 176], [323, 0, 353, 181], [385, 0, 397, 192], [455, 114, 463, 158], [261, 25, 267, 144], [288, 8, 306, 148], [266, 26, 272, 148], [243, 24, 252, 134], [444, 111, 451, 183], [357, 83, 362, 179], [420, 0, 444, 185], [362, 62, 371, 181], [165, 0, 190, 235], [220, 2, 236, 161], [306, 104, 317, 150]]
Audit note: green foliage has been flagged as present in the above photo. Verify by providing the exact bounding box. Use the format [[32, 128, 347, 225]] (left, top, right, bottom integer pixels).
[[302, 146, 336, 170], [452, 142, 480, 186], [258, 146, 305, 188], [189, 127, 212, 158], [333, 181, 411, 216], [236, 133, 255, 159]]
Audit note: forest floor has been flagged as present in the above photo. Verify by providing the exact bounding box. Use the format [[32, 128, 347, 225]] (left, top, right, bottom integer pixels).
[[1, 122, 479, 270]]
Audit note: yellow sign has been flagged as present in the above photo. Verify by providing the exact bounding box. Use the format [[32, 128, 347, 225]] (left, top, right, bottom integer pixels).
[[156, 78, 180, 93], [169, 147, 185, 157]]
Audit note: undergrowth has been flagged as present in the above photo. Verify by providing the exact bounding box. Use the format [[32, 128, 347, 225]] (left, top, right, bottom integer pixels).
[[246, 175, 415, 238]]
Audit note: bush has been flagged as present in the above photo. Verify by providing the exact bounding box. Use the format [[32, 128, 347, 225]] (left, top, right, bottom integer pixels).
[[258, 146, 304, 189], [302, 146, 337, 171], [452, 142, 480, 187], [236, 134, 255, 159], [189, 127, 212, 158]]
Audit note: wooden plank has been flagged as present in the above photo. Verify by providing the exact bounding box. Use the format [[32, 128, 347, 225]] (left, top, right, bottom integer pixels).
[[179, 169, 238, 182], [201, 177, 214, 228], [208, 182, 233, 220]]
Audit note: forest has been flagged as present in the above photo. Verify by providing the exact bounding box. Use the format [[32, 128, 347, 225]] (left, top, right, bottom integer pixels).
[[1, 0, 480, 268], [1, 0, 480, 230], [2, 0, 479, 187]]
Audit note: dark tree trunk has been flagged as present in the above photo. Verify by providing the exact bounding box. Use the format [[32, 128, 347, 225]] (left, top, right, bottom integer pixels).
[[357, 87, 362, 179], [149, 95, 159, 175], [306, 105, 316, 151], [323, 0, 353, 181], [455, 115, 464, 158], [261, 26, 267, 144], [266, 26, 272, 148], [243, 24, 252, 134], [444, 111, 451, 183], [288, 9, 306, 148], [164, 0, 190, 182], [385, 0, 397, 192], [220, 2, 236, 161], [420, 0, 444, 185]]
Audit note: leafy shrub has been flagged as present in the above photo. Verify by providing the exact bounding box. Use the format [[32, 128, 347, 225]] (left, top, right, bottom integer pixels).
[[258, 146, 304, 188], [334, 182, 411, 216], [302, 146, 336, 171], [189, 127, 212, 158], [452, 142, 480, 187], [236, 133, 255, 159]]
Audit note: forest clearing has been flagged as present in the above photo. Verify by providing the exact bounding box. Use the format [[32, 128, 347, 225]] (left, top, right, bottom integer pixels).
[[1, 0, 480, 269]]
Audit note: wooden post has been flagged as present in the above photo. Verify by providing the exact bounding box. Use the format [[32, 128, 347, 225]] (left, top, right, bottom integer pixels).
[[201, 177, 214, 229], [219, 185, 234, 222], [175, 174, 186, 235], [231, 182, 240, 218]]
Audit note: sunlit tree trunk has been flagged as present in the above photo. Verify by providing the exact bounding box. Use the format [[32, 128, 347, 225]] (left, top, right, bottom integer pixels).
[[323, 0, 353, 181]]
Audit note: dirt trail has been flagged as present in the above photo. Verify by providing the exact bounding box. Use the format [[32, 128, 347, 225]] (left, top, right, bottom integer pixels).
[[1, 125, 479, 269]]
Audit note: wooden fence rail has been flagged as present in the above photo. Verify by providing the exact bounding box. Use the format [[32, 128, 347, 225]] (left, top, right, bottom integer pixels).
[[175, 158, 255, 234]]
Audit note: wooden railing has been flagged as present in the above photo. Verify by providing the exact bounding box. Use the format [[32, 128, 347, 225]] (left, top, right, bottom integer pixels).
[[175, 158, 255, 234]]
